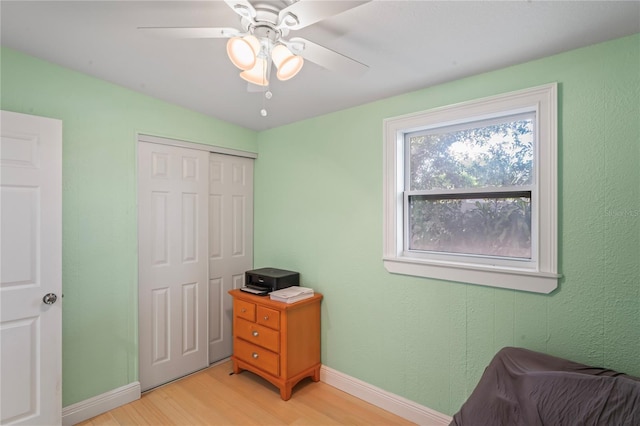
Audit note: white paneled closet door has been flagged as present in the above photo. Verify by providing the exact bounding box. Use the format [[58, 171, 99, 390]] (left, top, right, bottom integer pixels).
[[138, 142, 209, 391], [208, 153, 253, 363]]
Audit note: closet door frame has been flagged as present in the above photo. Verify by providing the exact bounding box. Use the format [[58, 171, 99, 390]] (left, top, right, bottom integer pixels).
[[138, 134, 257, 161]]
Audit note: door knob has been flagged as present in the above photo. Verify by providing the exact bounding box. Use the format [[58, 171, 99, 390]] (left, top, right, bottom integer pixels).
[[42, 293, 58, 305]]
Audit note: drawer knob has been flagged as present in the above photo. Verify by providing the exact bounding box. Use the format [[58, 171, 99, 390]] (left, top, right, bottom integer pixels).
[[252, 352, 259, 359], [264, 315, 269, 320], [252, 330, 259, 337], [241, 308, 246, 313]]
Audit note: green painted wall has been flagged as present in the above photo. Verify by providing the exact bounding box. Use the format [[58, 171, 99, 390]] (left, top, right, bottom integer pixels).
[[1, 47, 258, 406], [2, 33, 638, 416], [254, 34, 640, 415]]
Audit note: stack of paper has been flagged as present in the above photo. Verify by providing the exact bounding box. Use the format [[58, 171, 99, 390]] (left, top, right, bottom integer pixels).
[[270, 286, 314, 303]]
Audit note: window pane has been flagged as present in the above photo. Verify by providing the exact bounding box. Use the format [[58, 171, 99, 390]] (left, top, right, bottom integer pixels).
[[408, 195, 531, 258], [408, 115, 534, 191]]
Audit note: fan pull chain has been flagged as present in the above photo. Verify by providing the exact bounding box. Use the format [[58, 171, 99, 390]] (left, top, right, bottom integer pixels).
[[260, 56, 271, 117], [261, 90, 272, 117], [259, 42, 273, 117]]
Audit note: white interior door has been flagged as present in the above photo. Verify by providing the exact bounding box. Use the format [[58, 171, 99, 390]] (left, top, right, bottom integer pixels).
[[208, 153, 253, 363], [138, 142, 209, 391], [0, 110, 62, 425]]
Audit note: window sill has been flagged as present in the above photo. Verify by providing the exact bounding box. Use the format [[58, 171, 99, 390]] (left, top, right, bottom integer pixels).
[[383, 256, 560, 294]]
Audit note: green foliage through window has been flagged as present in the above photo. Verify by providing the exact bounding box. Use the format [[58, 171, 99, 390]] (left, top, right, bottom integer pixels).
[[405, 114, 534, 259]]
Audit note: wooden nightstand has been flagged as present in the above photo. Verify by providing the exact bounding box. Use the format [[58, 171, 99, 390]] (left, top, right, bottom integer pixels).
[[228, 288, 323, 400]]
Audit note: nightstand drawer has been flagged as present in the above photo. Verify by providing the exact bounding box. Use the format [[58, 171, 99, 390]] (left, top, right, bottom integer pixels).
[[256, 306, 280, 330], [234, 338, 279, 376], [235, 318, 279, 352], [234, 299, 255, 322]]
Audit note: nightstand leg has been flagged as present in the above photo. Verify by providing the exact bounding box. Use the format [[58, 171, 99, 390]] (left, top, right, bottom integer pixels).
[[312, 365, 320, 382], [280, 385, 292, 401], [232, 358, 241, 374]]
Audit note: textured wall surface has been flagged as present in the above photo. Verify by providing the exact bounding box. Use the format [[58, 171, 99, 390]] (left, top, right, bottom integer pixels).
[[1, 33, 638, 414], [1, 47, 257, 406], [254, 34, 640, 415]]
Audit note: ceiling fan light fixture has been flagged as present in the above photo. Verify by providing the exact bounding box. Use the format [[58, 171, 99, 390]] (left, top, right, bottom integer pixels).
[[239, 57, 269, 86], [226, 35, 260, 70], [271, 44, 304, 81]]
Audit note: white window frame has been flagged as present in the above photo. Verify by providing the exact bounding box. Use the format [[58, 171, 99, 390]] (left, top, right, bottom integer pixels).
[[383, 83, 559, 293]]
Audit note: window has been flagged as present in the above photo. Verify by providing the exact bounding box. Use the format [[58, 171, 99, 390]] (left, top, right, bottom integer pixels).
[[383, 84, 559, 293]]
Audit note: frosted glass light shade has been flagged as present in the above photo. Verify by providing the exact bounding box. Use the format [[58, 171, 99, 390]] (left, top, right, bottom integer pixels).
[[239, 57, 269, 86], [271, 44, 304, 81], [226, 35, 260, 70]]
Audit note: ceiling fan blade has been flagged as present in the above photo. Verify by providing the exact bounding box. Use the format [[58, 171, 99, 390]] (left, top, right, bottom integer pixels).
[[288, 37, 368, 77], [138, 27, 240, 39], [224, 0, 257, 20], [278, 1, 370, 31]]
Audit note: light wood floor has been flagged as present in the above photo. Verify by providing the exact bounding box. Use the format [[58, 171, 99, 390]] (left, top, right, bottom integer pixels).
[[77, 361, 415, 425]]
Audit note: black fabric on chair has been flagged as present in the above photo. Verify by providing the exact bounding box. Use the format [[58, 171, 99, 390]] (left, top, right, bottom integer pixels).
[[450, 347, 640, 426]]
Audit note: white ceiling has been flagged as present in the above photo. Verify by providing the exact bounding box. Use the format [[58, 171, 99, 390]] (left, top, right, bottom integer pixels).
[[2, 1, 639, 131]]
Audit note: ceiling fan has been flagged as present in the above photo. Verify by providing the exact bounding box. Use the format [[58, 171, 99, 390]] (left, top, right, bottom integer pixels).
[[139, 0, 370, 90]]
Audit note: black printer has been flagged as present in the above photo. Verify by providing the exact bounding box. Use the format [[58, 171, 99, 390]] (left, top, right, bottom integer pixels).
[[242, 267, 299, 295]]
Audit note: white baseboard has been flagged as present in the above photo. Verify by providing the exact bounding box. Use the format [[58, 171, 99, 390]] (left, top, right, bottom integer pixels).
[[62, 381, 140, 426], [320, 366, 452, 426], [60, 367, 451, 426]]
